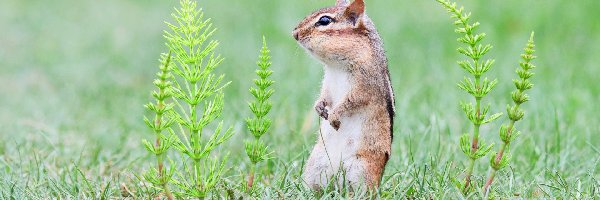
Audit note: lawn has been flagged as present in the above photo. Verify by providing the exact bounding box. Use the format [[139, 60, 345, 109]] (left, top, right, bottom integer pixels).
[[1, 0, 599, 198]]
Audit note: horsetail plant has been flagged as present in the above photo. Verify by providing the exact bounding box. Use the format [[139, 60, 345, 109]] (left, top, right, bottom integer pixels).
[[143, 53, 177, 200], [484, 32, 537, 194], [163, 0, 233, 197], [436, 0, 503, 193], [244, 36, 275, 191]]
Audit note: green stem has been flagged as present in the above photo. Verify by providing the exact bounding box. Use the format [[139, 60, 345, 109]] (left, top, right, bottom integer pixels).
[[194, 157, 202, 192], [473, 95, 481, 152], [494, 141, 507, 165], [496, 120, 515, 163], [247, 161, 256, 191], [157, 153, 174, 200], [464, 80, 482, 193], [464, 158, 475, 193], [484, 114, 516, 194], [158, 153, 174, 200], [154, 82, 174, 200], [483, 169, 496, 194], [189, 100, 202, 190], [190, 104, 198, 148]]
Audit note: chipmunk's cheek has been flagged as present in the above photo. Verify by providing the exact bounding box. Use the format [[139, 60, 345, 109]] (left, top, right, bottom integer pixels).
[[307, 46, 314, 52], [305, 43, 321, 54]]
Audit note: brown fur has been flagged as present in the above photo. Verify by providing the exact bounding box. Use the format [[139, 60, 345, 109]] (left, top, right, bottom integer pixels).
[[293, 0, 395, 190]]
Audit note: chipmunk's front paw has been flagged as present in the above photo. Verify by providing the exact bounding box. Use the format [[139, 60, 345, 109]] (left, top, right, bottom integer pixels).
[[315, 100, 329, 120], [329, 113, 341, 131]]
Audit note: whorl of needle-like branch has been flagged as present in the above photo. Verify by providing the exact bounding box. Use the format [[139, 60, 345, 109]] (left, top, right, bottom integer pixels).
[[436, 0, 503, 193]]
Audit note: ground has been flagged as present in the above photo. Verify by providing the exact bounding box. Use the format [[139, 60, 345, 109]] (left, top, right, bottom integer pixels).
[[0, 0, 599, 198]]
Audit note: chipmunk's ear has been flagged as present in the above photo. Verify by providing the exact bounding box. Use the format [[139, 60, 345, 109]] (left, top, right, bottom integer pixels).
[[336, 0, 349, 6], [343, 0, 365, 26]]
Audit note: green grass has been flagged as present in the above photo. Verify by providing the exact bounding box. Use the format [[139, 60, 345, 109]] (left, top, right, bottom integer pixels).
[[1, 0, 599, 198]]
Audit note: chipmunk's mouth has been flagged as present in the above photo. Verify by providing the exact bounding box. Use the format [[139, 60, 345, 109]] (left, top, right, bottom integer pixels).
[[295, 37, 309, 48], [294, 34, 308, 44]]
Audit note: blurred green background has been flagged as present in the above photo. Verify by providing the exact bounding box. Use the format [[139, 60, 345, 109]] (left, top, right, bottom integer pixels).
[[1, 0, 599, 197]]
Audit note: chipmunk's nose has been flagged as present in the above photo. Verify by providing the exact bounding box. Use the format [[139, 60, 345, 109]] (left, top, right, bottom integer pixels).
[[293, 29, 299, 40]]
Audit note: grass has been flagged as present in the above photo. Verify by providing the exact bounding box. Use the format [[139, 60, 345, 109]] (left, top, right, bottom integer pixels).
[[1, 0, 599, 198]]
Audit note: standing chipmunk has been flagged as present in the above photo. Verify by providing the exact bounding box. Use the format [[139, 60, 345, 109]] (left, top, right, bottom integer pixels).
[[293, 0, 395, 190]]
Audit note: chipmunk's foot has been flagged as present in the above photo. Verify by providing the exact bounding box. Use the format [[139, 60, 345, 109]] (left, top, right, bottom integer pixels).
[[329, 113, 341, 131]]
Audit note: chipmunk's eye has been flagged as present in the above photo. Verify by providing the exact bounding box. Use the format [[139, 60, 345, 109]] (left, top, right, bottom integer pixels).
[[315, 16, 334, 26]]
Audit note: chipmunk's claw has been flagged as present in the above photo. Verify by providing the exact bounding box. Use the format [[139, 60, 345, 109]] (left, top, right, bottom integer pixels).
[[315, 101, 329, 120]]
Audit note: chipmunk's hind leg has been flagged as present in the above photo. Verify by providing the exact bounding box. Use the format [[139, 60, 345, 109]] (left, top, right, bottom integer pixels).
[[340, 156, 365, 190], [356, 150, 388, 189], [303, 145, 333, 190]]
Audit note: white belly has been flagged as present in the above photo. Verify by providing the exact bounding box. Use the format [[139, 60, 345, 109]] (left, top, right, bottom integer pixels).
[[320, 112, 365, 170], [303, 65, 371, 188], [320, 66, 364, 170], [323, 66, 350, 105]]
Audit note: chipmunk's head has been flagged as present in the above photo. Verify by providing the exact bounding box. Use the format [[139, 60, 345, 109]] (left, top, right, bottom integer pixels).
[[293, 0, 377, 66]]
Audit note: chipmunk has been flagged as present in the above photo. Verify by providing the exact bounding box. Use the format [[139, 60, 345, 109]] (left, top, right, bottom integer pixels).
[[293, 0, 395, 190]]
